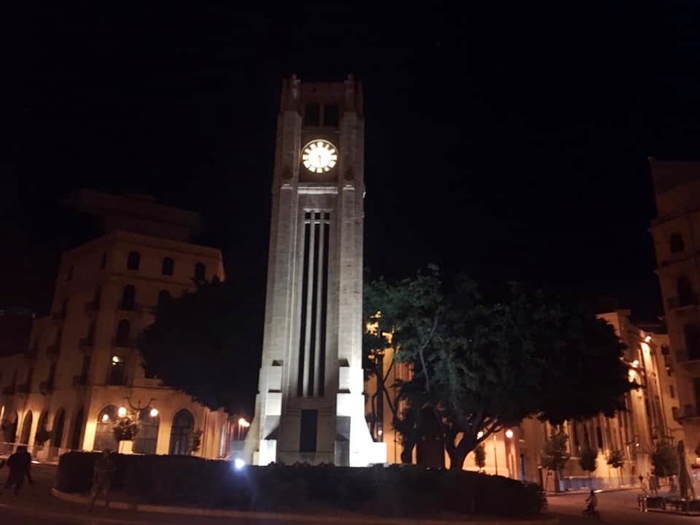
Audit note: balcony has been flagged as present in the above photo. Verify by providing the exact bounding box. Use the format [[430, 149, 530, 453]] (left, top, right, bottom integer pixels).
[[72, 374, 88, 387], [84, 301, 100, 313], [667, 293, 699, 310], [112, 337, 136, 349], [674, 404, 700, 421], [1, 385, 15, 396], [39, 380, 54, 395], [79, 337, 94, 352], [15, 383, 29, 394]]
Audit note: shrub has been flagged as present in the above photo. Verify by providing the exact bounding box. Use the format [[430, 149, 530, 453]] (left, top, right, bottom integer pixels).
[[57, 453, 546, 518]]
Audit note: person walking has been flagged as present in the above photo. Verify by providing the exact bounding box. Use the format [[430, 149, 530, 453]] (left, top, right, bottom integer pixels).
[[89, 449, 116, 510], [1, 446, 34, 495]]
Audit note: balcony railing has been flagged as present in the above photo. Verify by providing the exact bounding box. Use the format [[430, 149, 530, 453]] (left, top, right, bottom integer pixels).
[[39, 380, 54, 395], [673, 404, 700, 420], [15, 383, 29, 394], [1, 385, 15, 396], [79, 338, 94, 352], [667, 293, 699, 309], [72, 374, 88, 387]]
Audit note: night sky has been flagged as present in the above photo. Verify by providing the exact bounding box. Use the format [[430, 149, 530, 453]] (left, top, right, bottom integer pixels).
[[4, 3, 700, 325]]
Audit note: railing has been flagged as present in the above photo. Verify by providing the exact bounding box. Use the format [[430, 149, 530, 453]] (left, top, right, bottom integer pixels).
[[667, 294, 699, 309]]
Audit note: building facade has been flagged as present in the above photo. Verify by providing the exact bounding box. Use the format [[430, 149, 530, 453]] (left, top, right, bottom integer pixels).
[[0, 191, 227, 460], [245, 75, 385, 466], [649, 159, 700, 481], [366, 310, 681, 489]]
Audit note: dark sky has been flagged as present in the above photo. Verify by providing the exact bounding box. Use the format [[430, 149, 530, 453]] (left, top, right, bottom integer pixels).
[[4, 2, 700, 323]]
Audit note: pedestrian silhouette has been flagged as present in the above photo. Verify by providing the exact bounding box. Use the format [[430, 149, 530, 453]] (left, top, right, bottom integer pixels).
[[1, 446, 34, 495], [89, 449, 116, 510]]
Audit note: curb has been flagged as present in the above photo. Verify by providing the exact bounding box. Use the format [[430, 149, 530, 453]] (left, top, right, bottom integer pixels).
[[545, 487, 634, 497], [646, 508, 700, 517], [52, 488, 559, 525]]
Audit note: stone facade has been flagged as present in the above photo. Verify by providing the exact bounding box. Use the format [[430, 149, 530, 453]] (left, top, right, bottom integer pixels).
[[649, 158, 700, 469], [244, 75, 385, 466], [0, 192, 227, 460]]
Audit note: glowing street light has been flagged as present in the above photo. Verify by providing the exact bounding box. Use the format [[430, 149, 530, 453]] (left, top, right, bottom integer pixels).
[[238, 418, 250, 428], [505, 429, 514, 439], [149, 407, 159, 418], [117, 406, 127, 418]]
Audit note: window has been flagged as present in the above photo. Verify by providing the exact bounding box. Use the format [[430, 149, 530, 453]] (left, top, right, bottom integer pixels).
[[685, 324, 700, 360], [115, 319, 131, 347], [677, 276, 695, 306], [670, 233, 685, 254], [47, 363, 57, 388], [169, 410, 194, 455], [670, 384, 676, 398], [595, 426, 604, 450], [67, 265, 74, 281], [304, 104, 320, 126], [100, 251, 107, 269], [120, 285, 136, 310], [95, 406, 118, 451], [299, 409, 318, 453], [323, 104, 339, 127], [108, 356, 126, 385], [161, 257, 175, 276], [133, 410, 160, 455], [127, 251, 140, 271], [193, 262, 206, 281], [157, 290, 171, 311]]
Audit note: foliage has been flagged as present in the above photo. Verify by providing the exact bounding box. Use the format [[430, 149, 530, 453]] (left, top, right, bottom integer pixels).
[[652, 442, 680, 478], [137, 277, 262, 413], [58, 453, 546, 517], [473, 443, 486, 471], [606, 448, 625, 469], [579, 445, 597, 474], [191, 429, 203, 453], [364, 266, 634, 470], [541, 429, 571, 472], [113, 416, 140, 442]]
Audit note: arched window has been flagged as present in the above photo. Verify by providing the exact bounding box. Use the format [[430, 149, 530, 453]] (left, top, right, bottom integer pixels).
[[133, 410, 160, 455], [94, 405, 119, 452], [670, 233, 685, 254], [677, 276, 695, 306], [169, 409, 194, 455], [120, 285, 136, 310], [108, 355, 126, 385], [157, 290, 171, 311], [2, 411, 18, 444], [52, 408, 66, 450], [115, 319, 131, 347], [161, 257, 175, 276], [19, 411, 33, 445], [685, 324, 700, 361], [193, 262, 206, 281], [69, 407, 85, 450], [35, 410, 49, 446], [127, 251, 140, 271]]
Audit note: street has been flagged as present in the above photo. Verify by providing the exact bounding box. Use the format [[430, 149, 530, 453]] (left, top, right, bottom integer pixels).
[[547, 489, 695, 524]]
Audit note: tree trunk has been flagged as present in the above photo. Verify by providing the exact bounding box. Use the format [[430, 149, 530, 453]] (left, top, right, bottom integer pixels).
[[400, 442, 415, 463], [448, 446, 469, 470]]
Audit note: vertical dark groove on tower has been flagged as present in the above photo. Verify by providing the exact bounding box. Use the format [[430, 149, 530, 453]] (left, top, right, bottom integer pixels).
[[308, 216, 321, 396], [319, 212, 330, 397], [298, 216, 312, 397]]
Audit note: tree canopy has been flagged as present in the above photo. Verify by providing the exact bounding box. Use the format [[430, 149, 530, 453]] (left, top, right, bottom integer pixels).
[[364, 267, 635, 469], [137, 277, 262, 415]]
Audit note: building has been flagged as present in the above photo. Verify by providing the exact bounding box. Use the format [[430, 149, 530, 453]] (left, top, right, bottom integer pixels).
[[244, 75, 386, 466], [0, 191, 227, 460], [367, 309, 681, 489], [649, 158, 700, 473]]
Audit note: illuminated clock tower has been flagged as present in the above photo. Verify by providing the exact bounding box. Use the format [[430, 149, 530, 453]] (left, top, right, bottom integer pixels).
[[244, 75, 386, 466]]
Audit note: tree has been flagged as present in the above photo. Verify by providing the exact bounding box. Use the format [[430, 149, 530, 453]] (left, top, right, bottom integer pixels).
[[651, 442, 680, 479], [365, 267, 635, 470], [607, 448, 625, 484], [541, 429, 570, 493], [579, 444, 598, 478], [137, 277, 262, 414], [473, 443, 486, 472]]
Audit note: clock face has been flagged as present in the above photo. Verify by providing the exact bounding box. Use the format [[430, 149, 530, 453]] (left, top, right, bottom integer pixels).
[[302, 140, 338, 173]]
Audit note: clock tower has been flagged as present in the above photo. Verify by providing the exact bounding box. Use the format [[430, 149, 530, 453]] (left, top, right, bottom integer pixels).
[[244, 75, 386, 466]]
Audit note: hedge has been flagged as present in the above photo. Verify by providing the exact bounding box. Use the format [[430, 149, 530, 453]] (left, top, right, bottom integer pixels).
[[56, 453, 546, 518]]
